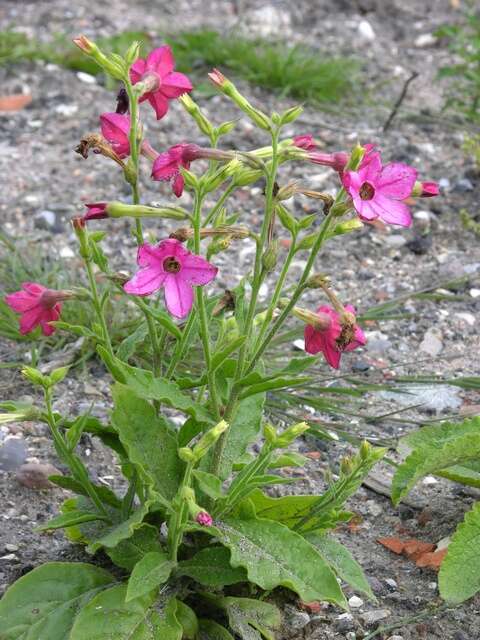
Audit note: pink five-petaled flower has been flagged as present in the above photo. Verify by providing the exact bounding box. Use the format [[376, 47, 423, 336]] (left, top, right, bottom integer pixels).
[[304, 304, 366, 370], [343, 151, 417, 227], [83, 202, 108, 221], [130, 46, 192, 120], [196, 511, 213, 527], [152, 143, 200, 197], [100, 113, 130, 159], [5, 283, 68, 336], [124, 238, 217, 318]]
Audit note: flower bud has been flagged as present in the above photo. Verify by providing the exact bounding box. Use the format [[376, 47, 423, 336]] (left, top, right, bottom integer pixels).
[[262, 240, 279, 273], [340, 456, 354, 475], [125, 41, 141, 66], [22, 366, 49, 388], [280, 105, 304, 124], [345, 143, 365, 171], [72, 216, 91, 260], [196, 511, 213, 527], [411, 180, 439, 198], [73, 35, 126, 80], [359, 439, 372, 461], [204, 159, 243, 193], [292, 306, 332, 331], [0, 405, 40, 424], [305, 274, 329, 289], [178, 447, 196, 463], [85, 201, 189, 222], [275, 422, 310, 448], [216, 120, 237, 137], [50, 366, 70, 385], [192, 420, 229, 461], [233, 168, 263, 187], [179, 94, 214, 138], [264, 423, 278, 445]]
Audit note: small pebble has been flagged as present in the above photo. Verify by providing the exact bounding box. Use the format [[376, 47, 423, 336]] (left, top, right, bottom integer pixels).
[[358, 20, 375, 41], [360, 609, 391, 626], [348, 595, 364, 609], [422, 475, 438, 486], [0, 554, 17, 562], [76, 71, 96, 84], [387, 636, 404, 640], [419, 329, 443, 357], [385, 578, 398, 590], [4, 544, 19, 553], [16, 462, 61, 489], [470, 288, 480, 298], [414, 33, 437, 48]]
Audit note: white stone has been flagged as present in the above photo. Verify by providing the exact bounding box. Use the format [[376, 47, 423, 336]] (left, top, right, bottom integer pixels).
[[414, 210, 431, 225], [385, 578, 397, 589], [77, 71, 96, 84], [415, 33, 438, 48], [455, 312, 475, 326], [293, 339, 305, 351], [422, 475, 438, 486], [387, 636, 404, 640], [0, 554, 17, 561], [59, 246, 75, 258], [419, 329, 443, 357], [55, 103, 78, 117], [470, 288, 480, 298], [436, 535, 451, 550], [348, 595, 364, 608], [4, 544, 19, 552], [358, 20, 375, 42], [428, 581, 437, 589]]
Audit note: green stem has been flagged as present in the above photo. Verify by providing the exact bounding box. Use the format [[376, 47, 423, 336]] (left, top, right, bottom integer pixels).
[[165, 312, 196, 379], [209, 128, 281, 478], [44, 389, 110, 519], [85, 258, 113, 356], [204, 182, 235, 226], [124, 80, 143, 245], [168, 461, 193, 563], [246, 204, 338, 375], [193, 190, 221, 419], [252, 238, 297, 355]]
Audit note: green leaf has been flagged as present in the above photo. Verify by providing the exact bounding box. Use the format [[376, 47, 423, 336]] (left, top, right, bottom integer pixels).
[[198, 619, 235, 640], [238, 376, 311, 399], [48, 475, 121, 508], [150, 308, 183, 340], [99, 347, 211, 423], [306, 533, 375, 600], [193, 470, 224, 500], [111, 384, 182, 503], [178, 547, 247, 586], [269, 452, 307, 469], [36, 510, 105, 531], [392, 431, 480, 505], [439, 501, 480, 604], [174, 601, 198, 640], [84, 501, 152, 554], [211, 336, 246, 371], [402, 416, 480, 451], [116, 321, 149, 361], [438, 462, 480, 488], [126, 552, 174, 602], [0, 562, 114, 639], [214, 597, 281, 640], [70, 585, 181, 640], [216, 516, 347, 606], [50, 321, 96, 338], [203, 394, 265, 480], [65, 413, 90, 451], [245, 489, 319, 528], [106, 523, 164, 571]]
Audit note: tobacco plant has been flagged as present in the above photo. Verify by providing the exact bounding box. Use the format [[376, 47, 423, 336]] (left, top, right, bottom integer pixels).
[[0, 36, 439, 639]]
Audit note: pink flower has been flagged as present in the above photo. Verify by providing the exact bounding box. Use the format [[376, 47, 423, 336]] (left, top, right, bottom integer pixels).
[[304, 304, 366, 369], [100, 113, 130, 158], [130, 46, 192, 120], [343, 152, 417, 227], [152, 143, 200, 197], [293, 135, 316, 151], [5, 283, 68, 336], [124, 239, 217, 318], [83, 202, 108, 220], [196, 511, 213, 527]]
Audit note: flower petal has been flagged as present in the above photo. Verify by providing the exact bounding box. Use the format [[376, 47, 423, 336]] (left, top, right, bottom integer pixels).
[[161, 72, 193, 98], [5, 291, 39, 313], [164, 274, 194, 318], [124, 267, 167, 297], [40, 307, 60, 336], [147, 92, 169, 120], [371, 194, 412, 227], [181, 254, 218, 285], [304, 324, 326, 355], [19, 307, 43, 334], [129, 58, 146, 84], [323, 341, 342, 369], [172, 173, 185, 197], [377, 162, 417, 199], [358, 151, 382, 183], [137, 243, 163, 268], [146, 46, 175, 76]]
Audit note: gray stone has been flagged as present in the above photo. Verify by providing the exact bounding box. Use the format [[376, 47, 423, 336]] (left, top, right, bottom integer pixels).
[[283, 604, 310, 631], [384, 235, 407, 248], [419, 329, 443, 357], [0, 438, 27, 472], [16, 462, 61, 489], [360, 608, 391, 626], [335, 612, 355, 632], [453, 178, 474, 192], [34, 209, 63, 233]]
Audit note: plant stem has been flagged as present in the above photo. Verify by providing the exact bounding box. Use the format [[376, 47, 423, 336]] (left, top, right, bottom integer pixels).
[[165, 312, 196, 379], [44, 388, 110, 519], [193, 190, 221, 419], [203, 182, 235, 226], [84, 258, 113, 356], [168, 461, 193, 563]]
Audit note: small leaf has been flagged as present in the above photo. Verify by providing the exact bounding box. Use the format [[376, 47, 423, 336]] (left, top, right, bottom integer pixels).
[[48, 475, 121, 508], [36, 510, 105, 531], [65, 412, 90, 451], [126, 552, 174, 602], [0, 562, 114, 639], [212, 596, 281, 640], [106, 523, 163, 571], [178, 547, 247, 586], [193, 470, 224, 499], [238, 376, 311, 399], [174, 600, 199, 639], [116, 321, 149, 361], [198, 619, 235, 640], [439, 501, 480, 603], [211, 336, 246, 371]]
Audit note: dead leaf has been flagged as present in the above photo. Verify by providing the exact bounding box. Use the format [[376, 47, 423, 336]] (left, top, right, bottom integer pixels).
[[415, 548, 448, 570], [0, 94, 32, 112]]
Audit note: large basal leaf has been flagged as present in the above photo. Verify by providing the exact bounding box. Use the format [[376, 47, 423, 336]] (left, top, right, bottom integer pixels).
[[438, 461, 480, 489], [306, 533, 375, 600], [0, 562, 114, 639], [99, 346, 212, 423], [215, 516, 347, 607], [69, 586, 182, 640], [111, 384, 183, 503], [106, 523, 164, 571], [85, 501, 152, 554], [126, 552, 174, 602], [174, 600, 198, 640], [204, 393, 265, 480], [439, 501, 480, 604], [215, 597, 281, 640], [392, 432, 480, 505], [178, 547, 247, 587]]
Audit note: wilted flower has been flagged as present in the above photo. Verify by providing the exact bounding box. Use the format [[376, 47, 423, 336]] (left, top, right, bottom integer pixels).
[[130, 46, 192, 120], [100, 113, 131, 159], [343, 152, 417, 227], [124, 238, 217, 318], [293, 134, 316, 151], [304, 304, 366, 369], [5, 283, 72, 336], [83, 202, 108, 220], [115, 87, 129, 114]]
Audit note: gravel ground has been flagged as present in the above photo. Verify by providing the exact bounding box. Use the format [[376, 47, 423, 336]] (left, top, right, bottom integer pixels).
[[1, 1, 480, 639]]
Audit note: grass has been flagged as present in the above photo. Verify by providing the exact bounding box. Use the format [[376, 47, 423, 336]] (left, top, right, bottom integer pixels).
[[0, 28, 358, 105]]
